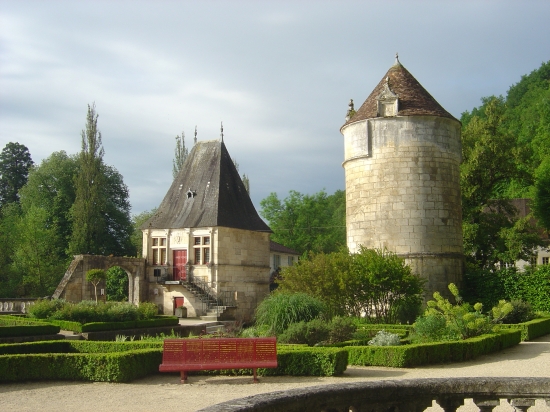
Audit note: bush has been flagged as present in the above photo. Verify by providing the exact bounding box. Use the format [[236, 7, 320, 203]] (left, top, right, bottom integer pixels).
[[254, 292, 326, 335], [28, 299, 66, 319], [501, 300, 535, 324], [328, 316, 356, 343], [29, 300, 160, 324], [412, 313, 456, 343], [279, 319, 330, 346], [368, 330, 401, 346], [137, 302, 159, 319]]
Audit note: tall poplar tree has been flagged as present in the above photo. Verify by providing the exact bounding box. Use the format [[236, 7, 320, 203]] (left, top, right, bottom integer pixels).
[[172, 132, 188, 178], [68, 103, 107, 255]]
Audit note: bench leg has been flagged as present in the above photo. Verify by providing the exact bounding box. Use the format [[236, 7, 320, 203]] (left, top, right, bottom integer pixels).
[[252, 368, 259, 383], [180, 370, 188, 384]]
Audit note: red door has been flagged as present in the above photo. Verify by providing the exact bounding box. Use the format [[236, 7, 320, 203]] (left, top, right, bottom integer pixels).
[[173, 250, 187, 281]]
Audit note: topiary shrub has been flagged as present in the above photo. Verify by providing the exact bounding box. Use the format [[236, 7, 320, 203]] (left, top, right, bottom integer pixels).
[[254, 292, 326, 335]]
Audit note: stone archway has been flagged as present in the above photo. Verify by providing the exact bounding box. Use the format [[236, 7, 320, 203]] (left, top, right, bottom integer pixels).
[[52, 255, 146, 304]]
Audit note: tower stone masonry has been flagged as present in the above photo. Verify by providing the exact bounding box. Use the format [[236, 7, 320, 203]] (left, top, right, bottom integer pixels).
[[341, 57, 464, 298]]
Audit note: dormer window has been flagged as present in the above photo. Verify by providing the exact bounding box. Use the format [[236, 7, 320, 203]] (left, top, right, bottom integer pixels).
[[377, 77, 398, 117], [186, 188, 196, 199]]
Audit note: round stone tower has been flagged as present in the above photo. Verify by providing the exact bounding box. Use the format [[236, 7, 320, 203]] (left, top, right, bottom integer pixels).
[[340, 57, 463, 298]]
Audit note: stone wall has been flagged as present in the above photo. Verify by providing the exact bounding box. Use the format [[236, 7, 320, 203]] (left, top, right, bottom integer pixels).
[[216, 227, 271, 322], [53, 255, 146, 304], [342, 115, 463, 297]]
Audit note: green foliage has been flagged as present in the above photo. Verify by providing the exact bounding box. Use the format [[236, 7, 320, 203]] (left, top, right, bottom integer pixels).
[[533, 156, 550, 230], [347, 330, 521, 368], [0, 142, 33, 209], [367, 330, 401, 346], [499, 316, 550, 341], [465, 265, 550, 312], [28, 300, 162, 325], [500, 300, 535, 324], [415, 283, 513, 342], [265, 345, 348, 377], [259, 189, 346, 255], [278, 247, 423, 322], [106, 266, 129, 301], [28, 299, 67, 319], [254, 292, 326, 335], [172, 131, 189, 178], [460, 62, 550, 269], [327, 316, 356, 344], [0, 340, 162, 383], [68, 104, 135, 257], [130, 208, 156, 258], [278, 319, 329, 346]]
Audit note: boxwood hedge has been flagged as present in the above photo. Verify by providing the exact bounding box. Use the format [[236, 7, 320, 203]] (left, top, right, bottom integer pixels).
[[0, 340, 163, 383], [347, 329, 521, 368], [499, 317, 550, 341], [0, 315, 60, 337]]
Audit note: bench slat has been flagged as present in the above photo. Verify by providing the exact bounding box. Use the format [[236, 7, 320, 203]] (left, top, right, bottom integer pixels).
[[159, 337, 277, 383]]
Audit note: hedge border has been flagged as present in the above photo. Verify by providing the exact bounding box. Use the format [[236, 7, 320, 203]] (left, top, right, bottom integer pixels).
[[0, 340, 163, 383], [0, 315, 60, 337], [347, 329, 521, 368], [47, 316, 179, 333], [499, 317, 550, 341]]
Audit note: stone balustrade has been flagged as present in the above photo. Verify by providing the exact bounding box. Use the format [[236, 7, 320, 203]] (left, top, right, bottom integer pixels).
[[198, 377, 550, 412], [0, 298, 38, 314]]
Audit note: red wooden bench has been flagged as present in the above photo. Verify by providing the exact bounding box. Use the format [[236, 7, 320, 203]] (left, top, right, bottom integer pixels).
[[159, 337, 277, 383]]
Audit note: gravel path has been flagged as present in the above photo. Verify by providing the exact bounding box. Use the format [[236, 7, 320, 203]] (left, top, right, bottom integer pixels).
[[1, 335, 549, 412]]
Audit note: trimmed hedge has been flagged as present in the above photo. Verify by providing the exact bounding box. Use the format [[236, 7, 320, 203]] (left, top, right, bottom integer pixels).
[[48, 316, 179, 333], [347, 330, 521, 368], [0, 340, 163, 383], [264, 345, 348, 377], [0, 315, 60, 337], [499, 317, 550, 341]]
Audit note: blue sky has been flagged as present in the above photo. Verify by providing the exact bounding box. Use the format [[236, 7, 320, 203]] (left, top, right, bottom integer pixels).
[[1, 0, 549, 215]]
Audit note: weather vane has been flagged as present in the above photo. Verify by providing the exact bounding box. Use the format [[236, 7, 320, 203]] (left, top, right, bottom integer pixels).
[[220, 121, 224, 142]]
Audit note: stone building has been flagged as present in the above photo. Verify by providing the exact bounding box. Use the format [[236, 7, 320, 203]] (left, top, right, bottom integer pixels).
[[140, 139, 272, 321], [340, 56, 464, 297]]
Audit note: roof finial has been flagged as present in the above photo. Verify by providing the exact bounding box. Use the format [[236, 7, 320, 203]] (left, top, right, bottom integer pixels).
[[194, 125, 197, 145], [220, 121, 224, 142], [395, 52, 400, 65], [345, 99, 355, 122]]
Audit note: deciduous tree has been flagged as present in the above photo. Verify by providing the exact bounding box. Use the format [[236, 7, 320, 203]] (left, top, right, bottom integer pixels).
[[260, 190, 345, 255], [0, 142, 33, 209]]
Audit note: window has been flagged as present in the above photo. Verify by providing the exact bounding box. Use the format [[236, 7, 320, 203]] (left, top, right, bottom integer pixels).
[[273, 254, 280, 270], [193, 236, 211, 265], [288, 256, 294, 266], [152, 237, 166, 265], [543, 257, 549, 265]]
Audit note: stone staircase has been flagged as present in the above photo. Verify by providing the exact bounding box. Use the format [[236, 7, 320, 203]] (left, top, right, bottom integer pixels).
[[181, 278, 232, 320]]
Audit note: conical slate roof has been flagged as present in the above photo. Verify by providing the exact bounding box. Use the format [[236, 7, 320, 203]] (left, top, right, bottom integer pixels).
[[342, 60, 457, 128], [141, 140, 271, 232]]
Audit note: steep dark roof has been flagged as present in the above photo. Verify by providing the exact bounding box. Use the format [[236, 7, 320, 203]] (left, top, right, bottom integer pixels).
[[270, 240, 300, 255], [342, 61, 457, 129], [141, 140, 271, 232]]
